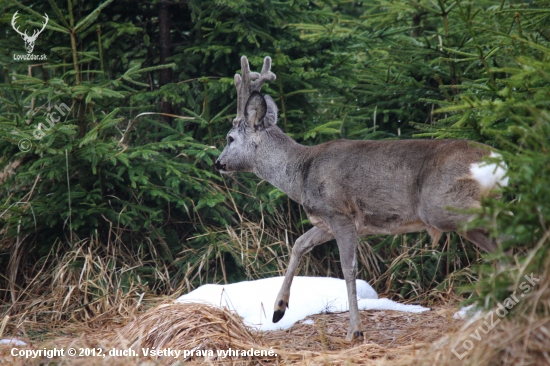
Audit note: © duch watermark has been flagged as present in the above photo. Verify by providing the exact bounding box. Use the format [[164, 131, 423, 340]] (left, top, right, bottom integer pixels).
[[452, 273, 540, 360], [18, 103, 71, 152], [11, 11, 48, 61]]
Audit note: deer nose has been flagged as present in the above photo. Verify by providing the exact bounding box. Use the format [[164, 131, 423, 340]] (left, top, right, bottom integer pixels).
[[215, 159, 226, 171]]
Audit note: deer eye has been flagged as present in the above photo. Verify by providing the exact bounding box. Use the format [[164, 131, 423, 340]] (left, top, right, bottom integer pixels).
[[227, 136, 234, 144]]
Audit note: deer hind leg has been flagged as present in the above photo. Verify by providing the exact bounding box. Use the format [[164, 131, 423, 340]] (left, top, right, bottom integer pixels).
[[459, 228, 497, 253], [428, 219, 496, 253], [273, 226, 333, 323], [423, 177, 498, 252]]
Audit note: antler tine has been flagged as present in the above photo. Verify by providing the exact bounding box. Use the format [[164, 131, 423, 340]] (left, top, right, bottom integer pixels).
[[250, 56, 276, 93], [234, 56, 276, 125], [234, 56, 254, 124]]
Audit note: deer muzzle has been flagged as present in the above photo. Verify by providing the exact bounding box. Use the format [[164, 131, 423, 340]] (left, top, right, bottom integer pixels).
[[215, 159, 226, 172]]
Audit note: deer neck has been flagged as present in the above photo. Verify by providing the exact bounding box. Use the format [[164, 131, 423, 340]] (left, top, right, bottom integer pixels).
[[252, 127, 310, 204]]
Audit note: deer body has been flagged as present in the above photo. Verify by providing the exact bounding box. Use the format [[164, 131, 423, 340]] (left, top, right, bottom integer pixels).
[[216, 56, 508, 341]]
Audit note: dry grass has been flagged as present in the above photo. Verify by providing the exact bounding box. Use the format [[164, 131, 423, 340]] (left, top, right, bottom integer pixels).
[[0, 301, 459, 365], [396, 252, 550, 366], [402, 314, 550, 366], [1, 233, 547, 365], [0, 236, 168, 344], [1, 269, 549, 366], [0, 158, 21, 186]]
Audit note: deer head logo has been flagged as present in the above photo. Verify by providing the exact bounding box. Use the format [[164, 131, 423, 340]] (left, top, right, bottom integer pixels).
[[11, 11, 49, 54]]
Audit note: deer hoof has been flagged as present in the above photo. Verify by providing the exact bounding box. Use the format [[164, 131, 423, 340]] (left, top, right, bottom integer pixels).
[[272, 309, 285, 323]]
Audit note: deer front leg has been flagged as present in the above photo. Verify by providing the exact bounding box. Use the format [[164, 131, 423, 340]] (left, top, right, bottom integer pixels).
[[331, 217, 363, 341], [273, 226, 333, 323]]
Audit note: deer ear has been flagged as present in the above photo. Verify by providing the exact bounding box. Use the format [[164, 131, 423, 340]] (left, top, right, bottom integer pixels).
[[245, 92, 267, 129], [263, 94, 278, 127]]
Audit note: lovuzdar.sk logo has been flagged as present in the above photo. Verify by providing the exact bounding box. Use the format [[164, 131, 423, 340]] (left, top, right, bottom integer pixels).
[[11, 10, 49, 61]]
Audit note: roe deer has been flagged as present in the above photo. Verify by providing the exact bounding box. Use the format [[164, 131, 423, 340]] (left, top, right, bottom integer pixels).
[[215, 56, 508, 341]]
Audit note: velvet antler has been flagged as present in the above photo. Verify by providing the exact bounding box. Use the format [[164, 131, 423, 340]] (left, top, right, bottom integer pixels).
[[233, 56, 276, 125]]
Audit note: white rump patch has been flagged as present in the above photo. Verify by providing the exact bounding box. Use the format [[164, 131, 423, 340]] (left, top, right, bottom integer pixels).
[[470, 152, 509, 192]]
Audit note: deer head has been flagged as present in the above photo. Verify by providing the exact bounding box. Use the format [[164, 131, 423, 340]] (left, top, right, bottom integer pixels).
[[216, 56, 277, 173], [11, 11, 49, 54]]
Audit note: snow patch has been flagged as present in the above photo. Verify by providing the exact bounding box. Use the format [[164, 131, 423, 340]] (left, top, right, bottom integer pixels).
[[0, 338, 27, 346], [175, 276, 429, 331], [358, 298, 429, 313]]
